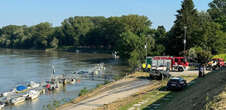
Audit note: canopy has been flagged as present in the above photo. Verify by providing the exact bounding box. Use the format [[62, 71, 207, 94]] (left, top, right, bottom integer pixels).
[[16, 85, 27, 91]]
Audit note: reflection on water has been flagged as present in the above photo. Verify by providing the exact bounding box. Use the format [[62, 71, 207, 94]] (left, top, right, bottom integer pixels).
[[0, 49, 128, 110]]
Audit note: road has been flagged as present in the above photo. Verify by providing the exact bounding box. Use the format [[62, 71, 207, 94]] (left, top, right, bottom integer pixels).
[[60, 78, 153, 110]]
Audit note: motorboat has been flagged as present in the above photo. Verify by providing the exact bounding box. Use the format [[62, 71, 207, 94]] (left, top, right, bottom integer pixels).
[[69, 78, 76, 84], [2, 91, 15, 97], [10, 96, 26, 105], [29, 81, 40, 89], [0, 102, 5, 109], [27, 90, 40, 100]]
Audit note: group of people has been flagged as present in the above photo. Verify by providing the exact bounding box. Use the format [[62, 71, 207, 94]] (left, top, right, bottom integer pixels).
[[142, 63, 151, 72]]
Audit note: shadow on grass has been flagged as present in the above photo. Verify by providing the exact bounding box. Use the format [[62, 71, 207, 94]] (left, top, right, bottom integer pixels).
[[143, 69, 226, 110]]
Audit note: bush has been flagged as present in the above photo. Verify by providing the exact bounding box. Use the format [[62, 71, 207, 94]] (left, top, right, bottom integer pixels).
[[78, 87, 89, 96]]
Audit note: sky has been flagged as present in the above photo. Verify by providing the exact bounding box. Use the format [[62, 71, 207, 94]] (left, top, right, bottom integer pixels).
[[0, 0, 213, 30]]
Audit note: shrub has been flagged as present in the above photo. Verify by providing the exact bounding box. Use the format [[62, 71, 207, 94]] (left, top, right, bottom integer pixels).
[[78, 87, 89, 96]]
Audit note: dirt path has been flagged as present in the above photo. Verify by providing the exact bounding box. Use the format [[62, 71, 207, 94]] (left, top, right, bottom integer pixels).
[[60, 78, 153, 110], [170, 70, 211, 77]]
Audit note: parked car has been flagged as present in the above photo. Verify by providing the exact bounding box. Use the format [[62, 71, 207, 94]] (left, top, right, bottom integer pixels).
[[77, 71, 89, 75], [167, 77, 187, 90], [149, 70, 171, 80]]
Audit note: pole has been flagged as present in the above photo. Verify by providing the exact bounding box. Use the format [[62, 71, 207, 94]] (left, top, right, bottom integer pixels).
[[145, 42, 147, 64], [184, 26, 187, 59]]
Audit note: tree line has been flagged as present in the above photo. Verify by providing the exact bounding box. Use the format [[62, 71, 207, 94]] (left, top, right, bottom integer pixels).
[[0, 15, 165, 57], [0, 0, 225, 68]]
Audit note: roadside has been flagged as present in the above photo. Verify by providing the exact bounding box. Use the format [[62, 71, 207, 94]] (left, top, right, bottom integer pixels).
[[205, 87, 226, 110], [99, 72, 199, 110], [158, 69, 226, 110]]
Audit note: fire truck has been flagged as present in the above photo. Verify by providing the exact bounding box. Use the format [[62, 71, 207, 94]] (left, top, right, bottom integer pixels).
[[207, 58, 224, 70], [146, 56, 189, 72]]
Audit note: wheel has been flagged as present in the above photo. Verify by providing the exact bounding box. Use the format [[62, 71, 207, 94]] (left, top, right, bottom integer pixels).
[[178, 67, 184, 72]]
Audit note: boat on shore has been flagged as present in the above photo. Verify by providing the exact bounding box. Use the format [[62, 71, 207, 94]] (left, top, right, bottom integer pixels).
[[27, 90, 40, 100], [29, 81, 40, 89], [10, 96, 26, 105], [2, 91, 15, 97], [0, 102, 5, 109]]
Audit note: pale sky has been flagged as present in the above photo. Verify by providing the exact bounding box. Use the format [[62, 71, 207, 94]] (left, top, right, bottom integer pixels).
[[0, 0, 212, 30]]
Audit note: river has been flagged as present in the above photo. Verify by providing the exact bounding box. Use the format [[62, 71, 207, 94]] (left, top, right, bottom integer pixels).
[[0, 49, 128, 110]]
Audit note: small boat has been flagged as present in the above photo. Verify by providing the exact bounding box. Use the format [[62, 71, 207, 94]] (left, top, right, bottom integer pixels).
[[2, 91, 15, 97], [69, 78, 76, 84], [10, 96, 26, 105], [27, 90, 40, 100], [0, 102, 5, 109], [29, 81, 40, 89]]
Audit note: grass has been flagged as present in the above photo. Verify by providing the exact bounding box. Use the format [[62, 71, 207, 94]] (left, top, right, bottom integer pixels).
[[119, 90, 170, 110], [116, 75, 198, 110], [78, 87, 89, 96], [203, 88, 226, 110]]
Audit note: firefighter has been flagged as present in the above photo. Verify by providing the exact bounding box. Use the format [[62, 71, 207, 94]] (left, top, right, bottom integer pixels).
[[142, 63, 146, 72], [147, 64, 151, 72]]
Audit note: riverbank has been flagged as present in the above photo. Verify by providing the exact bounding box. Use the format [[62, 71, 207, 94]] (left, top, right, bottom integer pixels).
[[57, 69, 219, 110], [57, 72, 156, 110]]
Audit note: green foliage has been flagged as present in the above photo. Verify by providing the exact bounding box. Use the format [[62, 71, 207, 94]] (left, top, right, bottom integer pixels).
[[189, 47, 212, 64], [61, 16, 95, 46], [167, 0, 199, 55], [43, 100, 61, 110], [166, 0, 226, 56], [78, 87, 89, 96], [213, 54, 226, 60]]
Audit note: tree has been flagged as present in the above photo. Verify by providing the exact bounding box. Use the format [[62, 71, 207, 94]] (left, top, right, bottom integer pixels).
[[120, 15, 151, 35], [61, 16, 94, 46], [208, 0, 226, 20], [31, 22, 54, 49], [152, 26, 167, 55], [167, 0, 198, 55]]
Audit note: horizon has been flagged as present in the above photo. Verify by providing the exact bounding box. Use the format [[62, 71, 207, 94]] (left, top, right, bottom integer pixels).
[[0, 0, 212, 30]]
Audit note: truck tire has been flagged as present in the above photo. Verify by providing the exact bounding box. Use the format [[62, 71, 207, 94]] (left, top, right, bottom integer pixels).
[[178, 67, 184, 72]]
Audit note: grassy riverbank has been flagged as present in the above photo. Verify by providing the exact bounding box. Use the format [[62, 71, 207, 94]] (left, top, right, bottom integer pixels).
[[105, 69, 226, 110], [97, 75, 197, 110]]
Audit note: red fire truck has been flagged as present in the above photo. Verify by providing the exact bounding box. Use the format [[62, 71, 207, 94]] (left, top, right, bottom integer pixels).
[[150, 56, 189, 72], [207, 58, 224, 70]]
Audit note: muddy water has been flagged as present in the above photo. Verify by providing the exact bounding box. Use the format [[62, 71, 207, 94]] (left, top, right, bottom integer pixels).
[[0, 49, 128, 110]]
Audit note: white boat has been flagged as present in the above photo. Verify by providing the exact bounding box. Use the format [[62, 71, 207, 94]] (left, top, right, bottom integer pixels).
[[29, 81, 40, 89], [69, 78, 76, 84], [27, 90, 40, 100], [2, 91, 15, 97], [0, 103, 5, 109], [10, 96, 26, 105]]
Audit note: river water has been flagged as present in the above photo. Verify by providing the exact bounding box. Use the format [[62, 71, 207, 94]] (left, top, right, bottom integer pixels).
[[0, 49, 128, 110]]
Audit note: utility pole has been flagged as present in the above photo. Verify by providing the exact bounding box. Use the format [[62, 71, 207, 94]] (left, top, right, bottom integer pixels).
[[145, 42, 147, 64], [184, 26, 187, 59]]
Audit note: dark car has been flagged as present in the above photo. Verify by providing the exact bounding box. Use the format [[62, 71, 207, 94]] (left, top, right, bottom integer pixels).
[[77, 71, 89, 74], [167, 77, 187, 90], [149, 70, 171, 80]]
